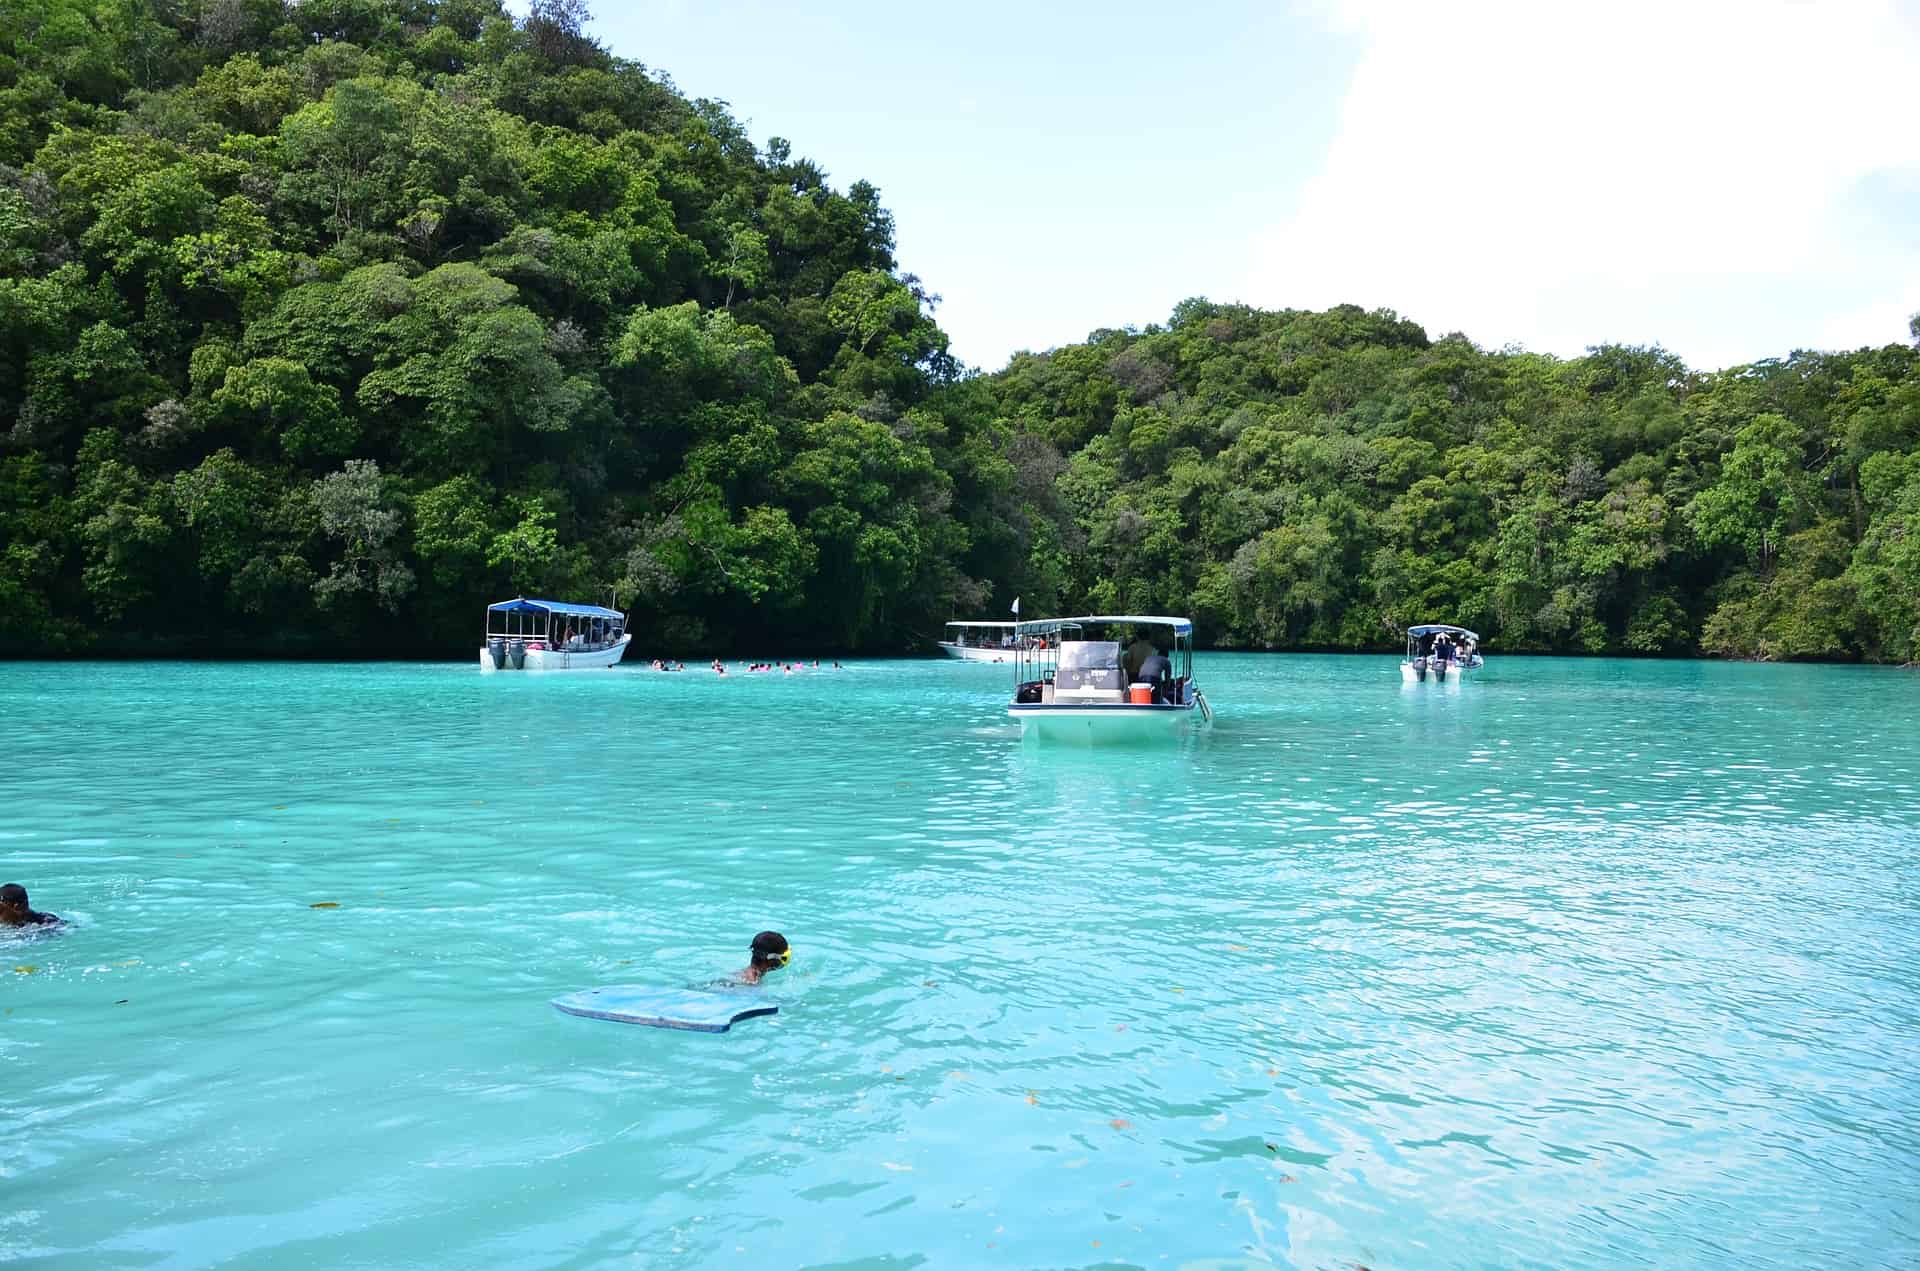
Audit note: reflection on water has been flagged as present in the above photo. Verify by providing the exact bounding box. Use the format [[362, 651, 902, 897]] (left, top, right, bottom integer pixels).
[[3, 655, 1919, 1268]]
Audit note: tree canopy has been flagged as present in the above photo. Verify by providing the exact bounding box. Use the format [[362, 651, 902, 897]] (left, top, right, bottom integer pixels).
[[1, 2, 1914, 661], [944, 305, 1920, 663]]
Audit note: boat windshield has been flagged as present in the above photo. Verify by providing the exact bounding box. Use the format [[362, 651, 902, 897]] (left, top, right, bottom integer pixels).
[[1055, 640, 1123, 690]]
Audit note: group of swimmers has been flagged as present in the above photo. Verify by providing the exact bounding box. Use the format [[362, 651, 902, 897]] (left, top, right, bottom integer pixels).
[[643, 657, 856, 676]]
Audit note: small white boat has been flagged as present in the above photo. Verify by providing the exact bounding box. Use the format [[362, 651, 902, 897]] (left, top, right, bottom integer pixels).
[[480, 597, 631, 672], [1007, 614, 1210, 739], [1402, 623, 1483, 683], [937, 620, 1020, 662]]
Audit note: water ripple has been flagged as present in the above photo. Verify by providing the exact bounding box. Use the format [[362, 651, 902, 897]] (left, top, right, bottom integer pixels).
[[3, 656, 1918, 1268]]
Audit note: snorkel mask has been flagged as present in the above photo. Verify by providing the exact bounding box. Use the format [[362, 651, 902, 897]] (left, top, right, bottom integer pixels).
[[775, 946, 792, 967]]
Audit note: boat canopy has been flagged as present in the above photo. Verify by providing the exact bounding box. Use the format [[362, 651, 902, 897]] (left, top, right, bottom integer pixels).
[[487, 597, 624, 620], [1407, 624, 1478, 640], [943, 620, 1019, 629], [1015, 614, 1194, 636]]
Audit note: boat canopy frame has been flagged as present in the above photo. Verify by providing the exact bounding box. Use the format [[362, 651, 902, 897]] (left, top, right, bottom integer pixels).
[[940, 620, 1020, 649], [1011, 615, 1195, 695], [484, 597, 627, 650], [1405, 624, 1479, 659]]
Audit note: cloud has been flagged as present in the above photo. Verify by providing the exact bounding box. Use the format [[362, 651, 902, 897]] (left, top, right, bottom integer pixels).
[[1250, 0, 1920, 367]]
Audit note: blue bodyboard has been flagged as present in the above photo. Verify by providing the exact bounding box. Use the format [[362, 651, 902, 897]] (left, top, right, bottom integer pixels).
[[551, 985, 777, 1032]]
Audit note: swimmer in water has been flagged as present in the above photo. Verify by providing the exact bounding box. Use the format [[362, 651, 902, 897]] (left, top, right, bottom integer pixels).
[[737, 931, 790, 984], [0, 883, 60, 928]]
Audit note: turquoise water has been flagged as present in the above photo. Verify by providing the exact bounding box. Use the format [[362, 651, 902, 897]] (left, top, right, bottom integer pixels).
[[5, 656, 1919, 1269]]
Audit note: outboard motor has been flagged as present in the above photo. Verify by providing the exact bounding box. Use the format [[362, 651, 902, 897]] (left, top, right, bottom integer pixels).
[[488, 637, 507, 670], [1412, 655, 1427, 681], [507, 639, 525, 670]]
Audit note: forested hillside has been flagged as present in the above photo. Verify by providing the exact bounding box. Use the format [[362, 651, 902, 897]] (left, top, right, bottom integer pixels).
[[0, 0, 978, 654], [945, 304, 1920, 662], [2, 1, 1915, 660]]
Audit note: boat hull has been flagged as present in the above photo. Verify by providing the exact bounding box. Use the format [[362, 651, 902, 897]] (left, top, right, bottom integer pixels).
[[1400, 657, 1480, 682], [1008, 701, 1201, 740], [481, 633, 632, 672], [937, 642, 1013, 662]]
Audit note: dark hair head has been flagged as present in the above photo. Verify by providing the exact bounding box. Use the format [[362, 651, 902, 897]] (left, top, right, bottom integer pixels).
[[750, 931, 789, 966], [0, 883, 27, 906]]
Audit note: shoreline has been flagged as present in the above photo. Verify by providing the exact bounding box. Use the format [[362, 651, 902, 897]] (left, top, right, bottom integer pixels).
[[4, 647, 1911, 669]]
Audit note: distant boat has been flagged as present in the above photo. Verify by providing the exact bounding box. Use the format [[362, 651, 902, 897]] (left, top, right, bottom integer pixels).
[[1402, 624, 1482, 683], [1007, 614, 1211, 738], [480, 597, 631, 672], [937, 620, 1019, 662]]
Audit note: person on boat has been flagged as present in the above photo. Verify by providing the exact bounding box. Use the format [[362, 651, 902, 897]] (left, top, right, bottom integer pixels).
[[1124, 634, 1158, 683], [0, 883, 61, 929], [1136, 647, 1172, 700], [736, 931, 791, 985]]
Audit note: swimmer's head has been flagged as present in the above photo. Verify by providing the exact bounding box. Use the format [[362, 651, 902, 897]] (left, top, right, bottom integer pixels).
[[0, 883, 27, 909], [750, 930, 791, 971]]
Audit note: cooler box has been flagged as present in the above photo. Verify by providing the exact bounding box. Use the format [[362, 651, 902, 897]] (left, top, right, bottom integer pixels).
[[1129, 683, 1154, 704]]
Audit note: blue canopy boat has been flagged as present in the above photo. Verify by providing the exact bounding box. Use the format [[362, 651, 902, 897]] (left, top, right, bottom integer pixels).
[[1402, 624, 1482, 683], [480, 597, 630, 672]]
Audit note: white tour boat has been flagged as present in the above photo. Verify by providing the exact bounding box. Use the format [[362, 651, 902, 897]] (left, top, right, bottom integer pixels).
[[480, 597, 632, 672], [1007, 614, 1211, 739], [1402, 623, 1483, 683], [937, 620, 1020, 662]]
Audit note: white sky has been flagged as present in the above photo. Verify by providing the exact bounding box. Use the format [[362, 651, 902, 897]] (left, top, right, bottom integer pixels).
[[1247, 0, 1920, 367], [597, 1, 1920, 371]]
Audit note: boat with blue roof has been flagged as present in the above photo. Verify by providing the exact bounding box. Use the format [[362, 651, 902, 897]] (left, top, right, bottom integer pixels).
[[480, 597, 630, 672], [1402, 623, 1482, 682]]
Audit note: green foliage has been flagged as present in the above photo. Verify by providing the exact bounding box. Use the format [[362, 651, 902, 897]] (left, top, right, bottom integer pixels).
[[942, 303, 1920, 662], [0, 7, 1913, 661]]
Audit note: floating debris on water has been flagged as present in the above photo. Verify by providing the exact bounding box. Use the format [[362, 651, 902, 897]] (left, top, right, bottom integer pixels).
[[309, 902, 341, 909]]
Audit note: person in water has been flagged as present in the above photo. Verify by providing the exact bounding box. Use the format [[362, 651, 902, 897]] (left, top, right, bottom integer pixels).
[[0, 883, 60, 928], [737, 931, 790, 984]]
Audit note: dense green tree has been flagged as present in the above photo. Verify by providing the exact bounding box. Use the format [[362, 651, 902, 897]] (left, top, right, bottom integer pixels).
[[940, 300, 1920, 662], [0, 4, 1913, 661]]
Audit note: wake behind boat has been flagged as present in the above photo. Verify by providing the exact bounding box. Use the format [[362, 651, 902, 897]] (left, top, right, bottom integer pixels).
[[480, 597, 631, 671], [1008, 614, 1210, 739]]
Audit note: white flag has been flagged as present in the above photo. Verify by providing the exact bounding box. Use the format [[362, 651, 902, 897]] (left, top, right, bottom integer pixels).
[[1010, 596, 1020, 615]]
